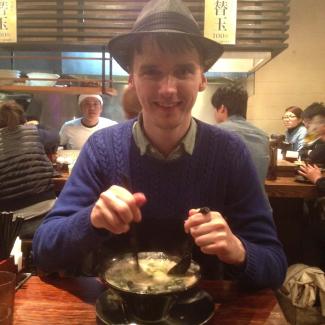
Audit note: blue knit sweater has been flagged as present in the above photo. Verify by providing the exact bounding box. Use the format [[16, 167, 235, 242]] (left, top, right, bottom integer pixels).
[[33, 119, 287, 289]]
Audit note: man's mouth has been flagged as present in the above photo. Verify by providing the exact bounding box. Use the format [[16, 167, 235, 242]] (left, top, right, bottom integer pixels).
[[155, 101, 181, 109]]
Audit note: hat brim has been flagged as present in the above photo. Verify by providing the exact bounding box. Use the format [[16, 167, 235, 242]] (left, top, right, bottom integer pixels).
[[108, 30, 224, 73]]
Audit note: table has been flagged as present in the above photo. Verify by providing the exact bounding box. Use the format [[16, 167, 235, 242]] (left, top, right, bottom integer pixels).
[[265, 176, 317, 198], [14, 276, 288, 324]]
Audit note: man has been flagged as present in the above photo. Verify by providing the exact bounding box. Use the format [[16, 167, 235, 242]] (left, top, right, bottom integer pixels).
[[299, 102, 325, 270], [300, 102, 325, 164], [121, 85, 142, 119], [33, 0, 286, 289], [212, 84, 270, 184], [59, 94, 117, 149], [25, 115, 59, 155], [0, 101, 56, 238]]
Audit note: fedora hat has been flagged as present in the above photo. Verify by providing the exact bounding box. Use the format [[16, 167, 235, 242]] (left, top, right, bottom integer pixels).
[[108, 0, 224, 72]]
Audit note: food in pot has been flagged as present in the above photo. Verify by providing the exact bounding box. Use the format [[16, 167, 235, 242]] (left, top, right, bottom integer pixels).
[[104, 253, 199, 294]]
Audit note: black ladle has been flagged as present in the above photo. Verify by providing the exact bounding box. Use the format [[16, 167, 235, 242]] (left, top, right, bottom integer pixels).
[[121, 174, 141, 272], [167, 207, 210, 275]]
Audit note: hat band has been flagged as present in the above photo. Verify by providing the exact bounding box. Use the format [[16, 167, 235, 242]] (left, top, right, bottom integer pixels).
[[133, 12, 201, 35]]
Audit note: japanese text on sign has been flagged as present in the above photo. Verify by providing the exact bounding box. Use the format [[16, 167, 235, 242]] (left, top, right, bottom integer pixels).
[[0, 0, 17, 43], [204, 0, 237, 45]]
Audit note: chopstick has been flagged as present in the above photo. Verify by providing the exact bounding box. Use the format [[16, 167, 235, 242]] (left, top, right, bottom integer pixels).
[[120, 174, 141, 271], [0, 212, 24, 260]]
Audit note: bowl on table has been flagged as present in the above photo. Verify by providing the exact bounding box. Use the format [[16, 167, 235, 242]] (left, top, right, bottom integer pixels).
[[99, 251, 202, 323], [26, 72, 60, 86], [0, 69, 20, 86]]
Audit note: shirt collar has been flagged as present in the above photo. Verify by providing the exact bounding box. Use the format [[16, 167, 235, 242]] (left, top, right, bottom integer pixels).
[[132, 114, 197, 160]]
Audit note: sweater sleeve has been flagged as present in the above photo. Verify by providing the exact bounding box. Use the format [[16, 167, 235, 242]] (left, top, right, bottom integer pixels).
[[221, 134, 287, 289], [32, 137, 111, 273]]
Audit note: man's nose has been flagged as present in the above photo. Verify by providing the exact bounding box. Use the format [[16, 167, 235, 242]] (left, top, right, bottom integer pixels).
[[159, 75, 177, 94]]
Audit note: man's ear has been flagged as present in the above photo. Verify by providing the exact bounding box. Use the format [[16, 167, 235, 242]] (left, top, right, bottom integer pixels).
[[128, 74, 135, 89], [217, 104, 228, 115], [198, 74, 207, 92]]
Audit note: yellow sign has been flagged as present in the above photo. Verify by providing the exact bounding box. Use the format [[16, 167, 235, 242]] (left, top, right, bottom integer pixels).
[[204, 0, 237, 45], [0, 0, 17, 43]]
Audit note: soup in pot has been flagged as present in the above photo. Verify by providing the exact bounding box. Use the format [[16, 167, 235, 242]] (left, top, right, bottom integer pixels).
[[104, 253, 199, 294]]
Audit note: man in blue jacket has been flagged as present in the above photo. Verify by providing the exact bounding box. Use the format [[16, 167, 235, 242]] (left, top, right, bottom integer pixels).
[[33, 0, 287, 289]]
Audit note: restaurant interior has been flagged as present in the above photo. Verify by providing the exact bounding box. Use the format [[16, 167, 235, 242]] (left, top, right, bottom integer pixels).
[[1, 0, 325, 324]]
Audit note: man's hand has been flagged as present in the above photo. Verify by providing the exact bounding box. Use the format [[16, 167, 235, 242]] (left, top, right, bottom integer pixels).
[[299, 164, 322, 184], [90, 185, 146, 234], [184, 208, 246, 266]]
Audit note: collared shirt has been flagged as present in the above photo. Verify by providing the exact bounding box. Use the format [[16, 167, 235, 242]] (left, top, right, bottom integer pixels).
[[132, 115, 197, 160], [285, 124, 307, 151], [217, 115, 270, 183]]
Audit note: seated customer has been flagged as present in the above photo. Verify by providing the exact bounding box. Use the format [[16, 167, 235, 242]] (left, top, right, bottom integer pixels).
[[212, 84, 270, 184], [299, 164, 325, 270], [26, 115, 59, 155], [299, 103, 325, 270], [282, 106, 307, 151], [0, 100, 56, 238], [33, 0, 286, 290], [59, 94, 117, 149], [121, 86, 142, 119], [300, 102, 325, 165]]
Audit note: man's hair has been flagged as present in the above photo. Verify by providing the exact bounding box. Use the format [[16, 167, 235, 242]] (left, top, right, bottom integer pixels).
[[211, 84, 248, 118], [128, 34, 204, 71], [0, 100, 26, 129], [302, 102, 325, 120]]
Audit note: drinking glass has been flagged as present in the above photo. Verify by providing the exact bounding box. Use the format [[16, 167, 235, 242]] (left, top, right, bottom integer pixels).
[[0, 271, 16, 325]]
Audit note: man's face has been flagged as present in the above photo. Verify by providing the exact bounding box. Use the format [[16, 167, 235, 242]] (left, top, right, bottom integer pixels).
[[80, 97, 102, 123], [128, 38, 207, 133], [306, 115, 325, 140], [282, 112, 301, 130]]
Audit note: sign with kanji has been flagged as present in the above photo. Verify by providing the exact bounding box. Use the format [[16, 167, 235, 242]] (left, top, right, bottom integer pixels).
[[0, 0, 16, 42], [204, 0, 237, 44]]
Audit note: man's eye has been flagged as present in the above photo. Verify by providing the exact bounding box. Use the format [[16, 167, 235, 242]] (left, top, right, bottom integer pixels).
[[143, 69, 161, 77], [175, 67, 194, 78]]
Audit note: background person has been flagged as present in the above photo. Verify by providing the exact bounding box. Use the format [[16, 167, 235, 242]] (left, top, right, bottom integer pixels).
[[298, 103, 325, 270], [0, 100, 56, 238], [26, 115, 59, 155], [282, 106, 307, 151], [212, 84, 270, 184], [59, 94, 117, 149], [121, 85, 142, 119], [299, 163, 325, 271], [33, 0, 286, 289], [300, 102, 325, 165]]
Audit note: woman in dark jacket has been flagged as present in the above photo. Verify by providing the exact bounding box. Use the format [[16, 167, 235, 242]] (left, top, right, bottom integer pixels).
[[0, 100, 56, 238]]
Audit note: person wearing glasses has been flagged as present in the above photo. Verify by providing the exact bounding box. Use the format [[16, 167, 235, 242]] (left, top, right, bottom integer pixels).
[[282, 106, 307, 151]]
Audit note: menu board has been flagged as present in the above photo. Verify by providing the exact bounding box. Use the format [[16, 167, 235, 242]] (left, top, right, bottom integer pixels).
[[204, 0, 237, 45], [0, 0, 17, 43]]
